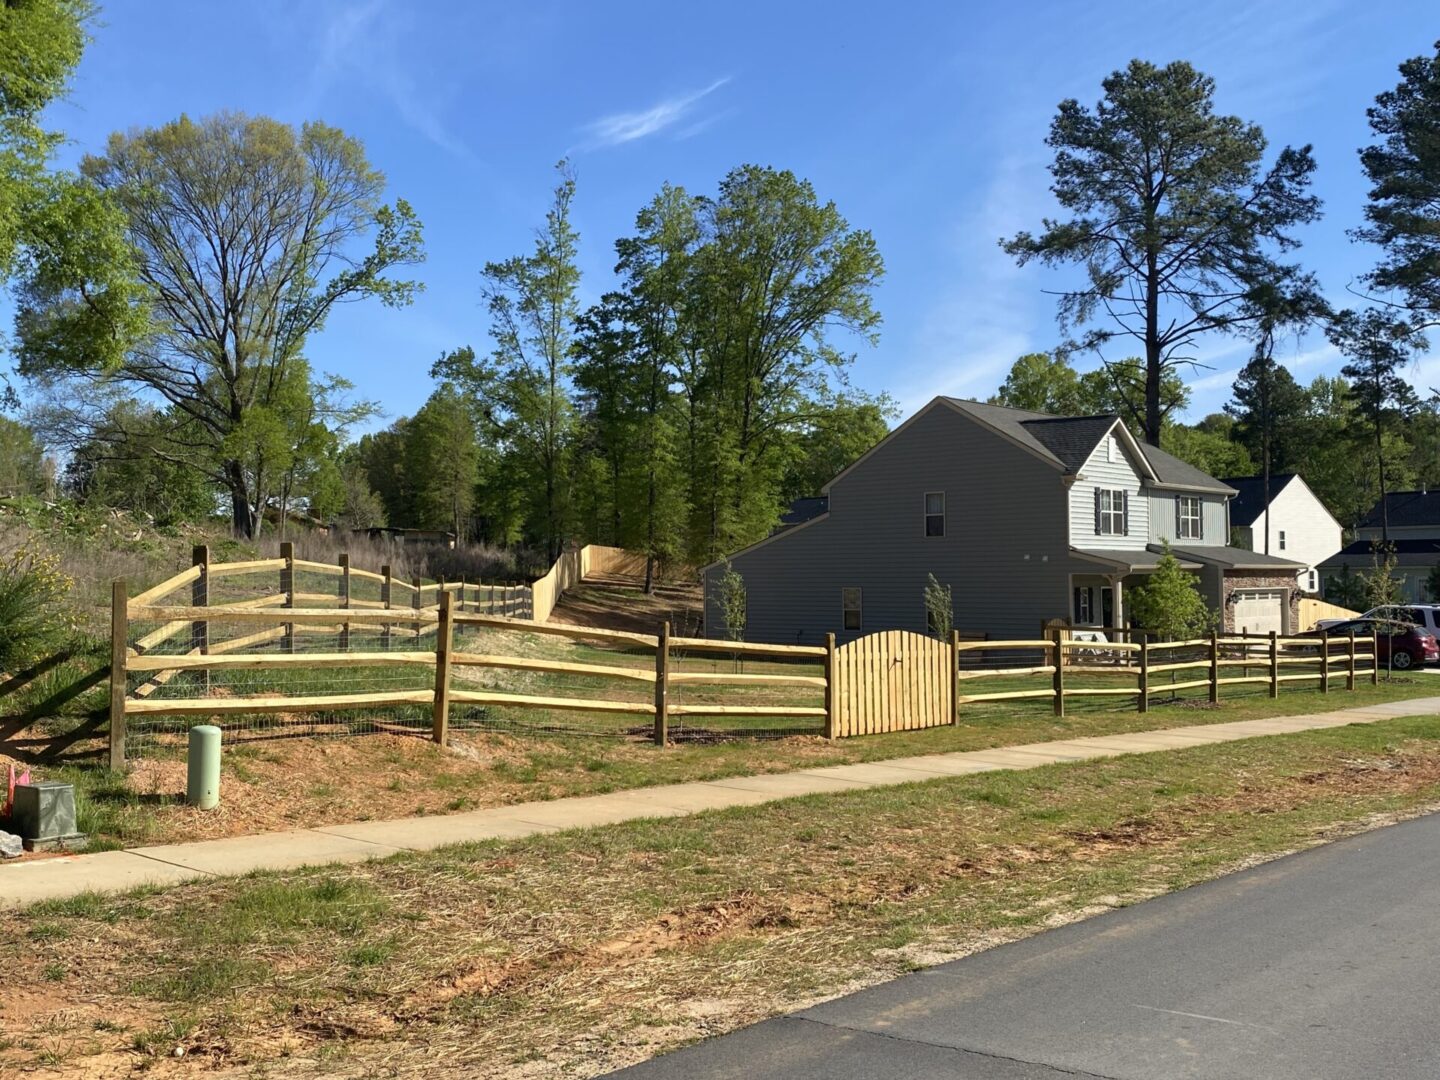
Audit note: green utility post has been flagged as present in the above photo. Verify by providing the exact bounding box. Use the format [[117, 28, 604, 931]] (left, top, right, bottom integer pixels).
[[187, 725, 221, 809]]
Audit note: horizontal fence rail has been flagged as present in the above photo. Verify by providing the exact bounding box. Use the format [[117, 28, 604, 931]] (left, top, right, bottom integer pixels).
[[108, 546, 1392, 766]]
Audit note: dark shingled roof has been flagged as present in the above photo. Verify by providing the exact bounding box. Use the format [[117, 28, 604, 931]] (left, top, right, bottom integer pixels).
[[1320, 538, 1440, 567], [1219, 474, 1298, 526], [1359, 491, 1440, 530], [1163, 544, 1304, 570], [1020, 415, 1122, 472], [943, 399, 1235, 494], [778, 496, 829, 528]]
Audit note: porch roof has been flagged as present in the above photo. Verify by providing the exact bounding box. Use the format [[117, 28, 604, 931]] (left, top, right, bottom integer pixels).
[[1071, 547, 1202, 573], [1159, 544, 1304, 571]]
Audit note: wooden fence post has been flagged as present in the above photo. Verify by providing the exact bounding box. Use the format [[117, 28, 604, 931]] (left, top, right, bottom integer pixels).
[[1208, 631, 1219, 704], [1269, 630, 1279, 699], [338, 553, 351, 654], [1319, 630, 1329, 693], [1052, 629, 1064, 717], [1372, 630, 1380, 685], [1137, 636, 1148, 713], [1347, 630, 1356, 692], [279, 541, 295, 653], [654, 620, 670, 747], [191, 545, 209, 696], [109, 579, 128, 770], [950, 629, 961, 726], [432, 590, 453, 745], [381, 563, 393, 651], [823, 632, 837, 739]]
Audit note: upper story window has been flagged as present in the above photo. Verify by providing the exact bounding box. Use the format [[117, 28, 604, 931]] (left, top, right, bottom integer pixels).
[[842, 587, 862, 631], [1177, 495, 1203, 540], [1095, 488, 1128, 536], [924, 492, 945, 537], [1278, 530, 1287, 550]]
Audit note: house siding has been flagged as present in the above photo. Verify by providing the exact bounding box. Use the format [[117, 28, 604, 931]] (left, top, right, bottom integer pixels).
[[1148, 491, 1227, 546], [1238, 477, 1343, 591], [703, 401, 1073, 644], [1069, 435, 1148, 550]]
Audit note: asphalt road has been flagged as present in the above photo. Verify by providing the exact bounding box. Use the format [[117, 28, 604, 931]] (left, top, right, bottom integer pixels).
[[610, 811, 1440, 1079]]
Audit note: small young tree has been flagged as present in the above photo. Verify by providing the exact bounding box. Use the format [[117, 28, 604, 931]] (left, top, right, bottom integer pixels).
[[1359, 542, 1404, 610], [714, 560, 747, 643], [1126, 544, 1213, 641], [924, 573, 953, 639], [1428, 563, 1440, 603]]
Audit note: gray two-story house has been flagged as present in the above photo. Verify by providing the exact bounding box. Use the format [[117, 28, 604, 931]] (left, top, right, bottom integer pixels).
[[702, 397, 1304, 645]]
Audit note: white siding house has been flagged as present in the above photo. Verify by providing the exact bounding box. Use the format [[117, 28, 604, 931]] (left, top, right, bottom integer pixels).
[[1223, 474, 1343, 594]]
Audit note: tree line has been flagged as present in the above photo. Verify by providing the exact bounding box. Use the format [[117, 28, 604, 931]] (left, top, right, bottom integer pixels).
[[3, 3, 1439, 589]]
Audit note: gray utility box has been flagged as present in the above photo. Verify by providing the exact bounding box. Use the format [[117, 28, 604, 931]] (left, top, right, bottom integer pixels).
[[12, 781, 86, 852]]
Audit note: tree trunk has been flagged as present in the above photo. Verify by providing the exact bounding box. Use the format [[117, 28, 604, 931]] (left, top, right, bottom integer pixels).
[[226, 460, 256, 539], [1376, 414, 1389, 544]]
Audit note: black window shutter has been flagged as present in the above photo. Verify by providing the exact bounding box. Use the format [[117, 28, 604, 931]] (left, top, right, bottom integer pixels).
[[1094, 488, 1101, 534], [1122, 491, 1130, 535], [1175, 496, 1182, 537]]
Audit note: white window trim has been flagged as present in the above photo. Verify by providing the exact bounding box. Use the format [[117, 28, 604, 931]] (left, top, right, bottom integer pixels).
[[924, 491, 945, 537], [1098, 488, 1126, 536], [1076, 586, 1093, 624], [842, 587, 862, 631], [1178, 495, 1203, 541], [1278, 530, 1287, 550]]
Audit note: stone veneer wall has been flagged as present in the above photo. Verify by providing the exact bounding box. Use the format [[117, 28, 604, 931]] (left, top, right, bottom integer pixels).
[[1220, 570, 1302, 635]]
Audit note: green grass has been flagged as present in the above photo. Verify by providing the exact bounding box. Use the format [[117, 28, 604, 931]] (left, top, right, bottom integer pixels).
[[11, 715, 1440, 1078]]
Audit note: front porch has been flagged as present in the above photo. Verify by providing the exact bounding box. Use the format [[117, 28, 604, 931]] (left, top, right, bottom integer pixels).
[[1070, 545, 1305, 636]]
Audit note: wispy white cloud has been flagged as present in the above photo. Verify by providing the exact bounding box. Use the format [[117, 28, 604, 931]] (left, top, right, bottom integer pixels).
[[581, 78, 730, 148], [302, 0, 481, 167]]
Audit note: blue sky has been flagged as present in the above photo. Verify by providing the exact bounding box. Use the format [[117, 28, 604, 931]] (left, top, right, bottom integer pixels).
[[23, 0, 1440, 432]]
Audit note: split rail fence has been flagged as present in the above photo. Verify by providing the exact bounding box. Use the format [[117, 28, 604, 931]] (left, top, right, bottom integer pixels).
[[109, 544, 825, 765], [108, 547, 1386, 765]]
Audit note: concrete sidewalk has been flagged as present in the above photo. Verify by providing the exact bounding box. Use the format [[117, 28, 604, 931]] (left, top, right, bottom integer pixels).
[[4, 696, 1436, 908]]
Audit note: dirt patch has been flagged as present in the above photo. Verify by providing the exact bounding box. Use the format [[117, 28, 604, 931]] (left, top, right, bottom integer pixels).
[[552, 576, 702, 636]]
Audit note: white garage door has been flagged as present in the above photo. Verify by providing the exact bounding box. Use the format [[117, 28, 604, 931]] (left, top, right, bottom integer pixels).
[[1233, 589, 1285, 635]]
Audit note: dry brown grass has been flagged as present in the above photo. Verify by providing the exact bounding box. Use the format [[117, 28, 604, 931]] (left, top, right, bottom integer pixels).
[[7, 716, 1440, 1078]]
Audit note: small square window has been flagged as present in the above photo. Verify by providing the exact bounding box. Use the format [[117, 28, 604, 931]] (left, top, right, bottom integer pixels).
[[842, 587, 862, 631], [924, 492, 945, 537]]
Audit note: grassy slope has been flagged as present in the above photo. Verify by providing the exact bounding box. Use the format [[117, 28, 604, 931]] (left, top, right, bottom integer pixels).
[[8, 716, 1440, 1077]]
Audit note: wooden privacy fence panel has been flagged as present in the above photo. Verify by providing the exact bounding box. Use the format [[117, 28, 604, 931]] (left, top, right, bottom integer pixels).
[[832, 630, 953, 737]]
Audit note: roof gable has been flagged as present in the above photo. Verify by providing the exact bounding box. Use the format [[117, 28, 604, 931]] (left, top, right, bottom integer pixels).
[[1220, 474, 1297, 526]]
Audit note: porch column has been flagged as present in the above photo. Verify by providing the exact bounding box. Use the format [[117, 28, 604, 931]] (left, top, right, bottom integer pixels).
[[1110, 574, 1125, 631]]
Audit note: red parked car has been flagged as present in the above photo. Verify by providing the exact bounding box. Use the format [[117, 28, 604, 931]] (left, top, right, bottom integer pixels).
[[1301, 618, 1439, 669]]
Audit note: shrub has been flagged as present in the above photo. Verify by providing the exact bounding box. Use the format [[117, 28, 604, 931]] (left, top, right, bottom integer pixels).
[[924, 573, 952, 638], [715, 561, 747, 642], [0, 545, 78, 673]]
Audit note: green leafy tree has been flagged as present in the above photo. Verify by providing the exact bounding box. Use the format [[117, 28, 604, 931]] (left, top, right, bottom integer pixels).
[[685, 166, 884, 561], [1426, 563, 1440, 603], [1004, 59, 1323, 446], [1225, 333, 1308, 553], [989, 352, 1085, 413], [924, 573, 953, 639], [405, 385, 480, 541], [63, 401, 214, 525], [780, 392, 895, 503], [1328, 309, 1425, 541], [714, 560, 747, 643], [1074, 357, 1190, 429], [1162, 415, 1255, 479], [1356, 40, 1440, 327], [1126, 543, 1213, 640], [0, 416, 47, 498], [1324, 564, 1368, 610], [1359, 542, 1404, 610], [17, 113, 424, 537]]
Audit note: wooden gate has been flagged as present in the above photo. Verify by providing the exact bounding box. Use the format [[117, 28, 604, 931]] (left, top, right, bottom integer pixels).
[[832, 630, 953, 737]]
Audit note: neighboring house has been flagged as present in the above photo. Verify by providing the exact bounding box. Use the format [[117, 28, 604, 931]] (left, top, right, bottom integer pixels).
[[1221, 473, 1343, 595], [1319, 491, 1440, 603], [702, 398, 1304, 645]]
